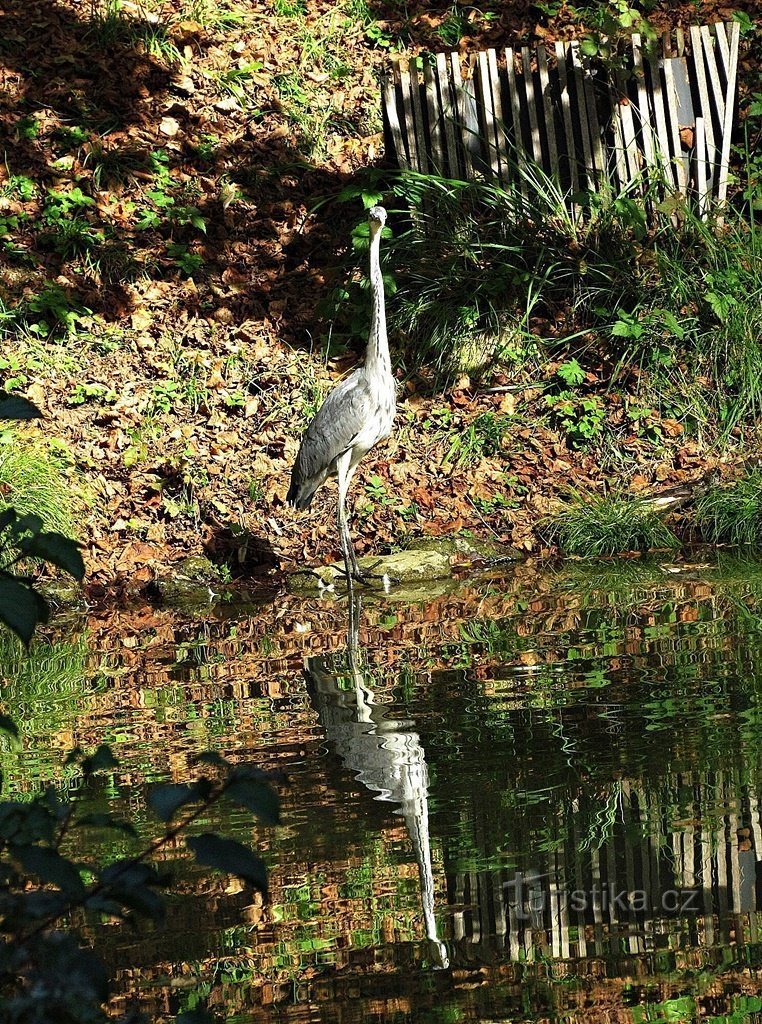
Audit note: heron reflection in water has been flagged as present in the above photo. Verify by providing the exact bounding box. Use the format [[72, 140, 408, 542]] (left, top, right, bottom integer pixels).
[[305, 595, 449, 970]]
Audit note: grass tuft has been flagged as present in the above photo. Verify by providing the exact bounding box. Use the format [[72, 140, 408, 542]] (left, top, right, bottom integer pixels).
[[0, 434, 78, 539], [695, 471, 762, 546], [545, 491, 680, 557]]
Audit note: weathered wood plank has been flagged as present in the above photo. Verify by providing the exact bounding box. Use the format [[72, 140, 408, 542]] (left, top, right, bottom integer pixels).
[[690, 25, 718, 194], [700, 24, 725, 123], [717, 20, 740, 208], [648, 52, 676, 190], [537, 45, 558, 179], [522, 46, 544, 166], [570, 41, 594, 187], [554, 41, 579, 199], [462, 56, 482, 176], [695, 114, 708, 217], [435, 52, 460, 178], [398, 57, 421, 171], [617, 69, 641, 185], [487, 48, 508, 180], [662, 57, 687, 190], [713, 19, 730, 72], [582, 54, 605, 184], [423, 58, 444, 175], [609, 78, 628, 189], [632, 33, 655, 173], [478, 50, 500, 177], [450, 53, 474, 178], [383, 72, 409, 170], [407, 57, 429, 173], [505, 46, 527, 190]]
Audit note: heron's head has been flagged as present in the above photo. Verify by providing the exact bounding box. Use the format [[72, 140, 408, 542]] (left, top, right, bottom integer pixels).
[[368, 205, 387, 233]]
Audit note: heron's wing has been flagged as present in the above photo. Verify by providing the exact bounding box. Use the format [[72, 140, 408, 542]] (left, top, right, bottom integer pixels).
[[293, 371, 372, 484]]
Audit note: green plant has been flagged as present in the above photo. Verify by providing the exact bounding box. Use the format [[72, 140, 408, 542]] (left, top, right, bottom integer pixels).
[[545, 392, 606, 447], [443, 412, 510, 466], [0, 394, 83, 644], [167, 242, 205, 276], [16, 116, 40, 140], [66, 383, 117, 407], [152, 379, 183, 414], [22, 286, 91, 337], [544, 491, 679, 556], [695, 471, 762, 546], [0, 435, 77, 540], [213, 60, 264, 107], [437, 7, 468, 46]]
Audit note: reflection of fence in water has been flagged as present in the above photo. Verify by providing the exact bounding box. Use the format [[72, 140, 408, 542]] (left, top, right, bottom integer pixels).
[[451, 773, 762, 960]]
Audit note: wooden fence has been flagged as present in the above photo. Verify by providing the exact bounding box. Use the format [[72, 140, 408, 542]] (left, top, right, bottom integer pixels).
[[382, 22, 740, 214]]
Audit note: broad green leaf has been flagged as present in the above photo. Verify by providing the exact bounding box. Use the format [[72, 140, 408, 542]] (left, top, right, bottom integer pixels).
[[0, 574, 48, 644], [187, 833, 268, 894], [226, 774, 280, 825], [149, 781, 208, 822], [0, 393, 42, 419], [12, 844, 86, 897], [21, 531, 85, 580]]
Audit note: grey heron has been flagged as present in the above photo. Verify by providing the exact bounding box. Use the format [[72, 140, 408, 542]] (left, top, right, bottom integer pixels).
[[286, 205, 396, 583]]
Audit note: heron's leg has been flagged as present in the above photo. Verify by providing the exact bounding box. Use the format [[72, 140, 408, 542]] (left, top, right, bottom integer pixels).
[[336, 453, 364, 583]]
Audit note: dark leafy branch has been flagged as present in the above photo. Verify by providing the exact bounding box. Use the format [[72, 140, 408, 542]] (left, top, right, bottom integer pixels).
[[0, 733, 280, 1024]]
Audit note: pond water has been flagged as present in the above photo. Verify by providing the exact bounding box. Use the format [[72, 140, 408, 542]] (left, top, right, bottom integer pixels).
[[4, 554, 762, 1023]]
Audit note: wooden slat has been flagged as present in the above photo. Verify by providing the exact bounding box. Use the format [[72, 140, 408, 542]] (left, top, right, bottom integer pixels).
[[648, 52, 677, 190], [700, 24, 725, 123], [582, 56, 605, 184], [554, 41, 579, 201], [676, 26, 685, 57], [537, 45, 558, 179], [690, 25, 718, 194], [407, 57, 429, 173], [478, 50, 499, 178], [398, 57, 421, 171], [570, 41, 594, 187], [617, 69, 641, 186], [713, 20, 730, 76], [449, 53, 474, 178], [505, 46, 527, 191], [435, 52, 460, 178], [632, 33, 656, 173], [663, 56, 687, 190], [383, 73, 410, 170], [423, 58, 444, 175], [462, 58, 482, 177], [487, 48, 508, 180], [609, 79, 628, 189], [717, 20, 740, 208], [522, 46, 544, 166], [695, 115, 707, 218]]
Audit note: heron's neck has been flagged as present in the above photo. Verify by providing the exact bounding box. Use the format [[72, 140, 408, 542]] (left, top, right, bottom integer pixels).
[[365, 228, 390, 379]]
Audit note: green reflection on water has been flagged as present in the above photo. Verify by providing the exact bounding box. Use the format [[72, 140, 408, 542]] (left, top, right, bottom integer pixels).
[[3, 554, 762, 1022]]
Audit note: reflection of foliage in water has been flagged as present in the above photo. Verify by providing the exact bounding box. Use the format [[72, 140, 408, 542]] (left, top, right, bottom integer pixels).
[[0, 631, 94, 792]]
